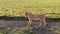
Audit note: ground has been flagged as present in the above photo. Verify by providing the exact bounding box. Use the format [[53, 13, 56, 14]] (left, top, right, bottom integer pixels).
[[0, 20, 60, 34]]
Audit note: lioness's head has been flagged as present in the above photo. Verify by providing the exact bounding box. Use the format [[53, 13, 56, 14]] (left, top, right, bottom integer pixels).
[[25, 12, 32, 17]]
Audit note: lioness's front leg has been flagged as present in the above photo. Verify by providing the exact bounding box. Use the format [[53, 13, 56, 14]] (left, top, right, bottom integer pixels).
[[28, 18, 32, 26]]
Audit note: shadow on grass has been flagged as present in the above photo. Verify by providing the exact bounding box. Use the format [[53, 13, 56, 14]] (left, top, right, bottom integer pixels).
[[0, 16, 60, 22]]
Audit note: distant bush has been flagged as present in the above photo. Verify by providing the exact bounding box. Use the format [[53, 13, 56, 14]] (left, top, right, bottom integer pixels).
[[0, 16, 28, 21], [0, 16, 60, 22]]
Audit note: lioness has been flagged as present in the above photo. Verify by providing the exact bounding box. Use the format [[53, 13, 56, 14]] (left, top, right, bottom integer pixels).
[[25, 12, 46, 27]]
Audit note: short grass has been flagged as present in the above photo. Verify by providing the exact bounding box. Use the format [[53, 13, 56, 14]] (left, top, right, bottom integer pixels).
[[0, 0, 60, 18]]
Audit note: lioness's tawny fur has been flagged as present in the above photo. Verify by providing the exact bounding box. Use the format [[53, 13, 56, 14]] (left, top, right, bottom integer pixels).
[[25, 12, 46, 27]]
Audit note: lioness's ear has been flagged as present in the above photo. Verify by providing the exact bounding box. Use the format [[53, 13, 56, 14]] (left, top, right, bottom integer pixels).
[[25, 12, 32, 17], [25, 12, 28, 15], [25, 12, 32, 15]]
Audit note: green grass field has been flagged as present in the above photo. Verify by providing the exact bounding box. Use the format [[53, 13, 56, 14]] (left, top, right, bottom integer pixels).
[[0, 0, 60, 18]]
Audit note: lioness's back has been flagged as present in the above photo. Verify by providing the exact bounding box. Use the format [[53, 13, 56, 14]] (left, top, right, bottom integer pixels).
[[30, 14, 45, 20]]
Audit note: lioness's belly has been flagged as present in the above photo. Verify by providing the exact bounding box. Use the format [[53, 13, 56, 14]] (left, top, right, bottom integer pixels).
[[28, 15, 44, 20], [31, 17, 40, 20]]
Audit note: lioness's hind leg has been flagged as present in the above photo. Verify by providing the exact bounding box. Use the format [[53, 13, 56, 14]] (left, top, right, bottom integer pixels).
[[42, 19, 46, 26], [43, 20, 46, 26], [35, 20, 42, 28]]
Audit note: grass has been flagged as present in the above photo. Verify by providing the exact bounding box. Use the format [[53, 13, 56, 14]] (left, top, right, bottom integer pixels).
[[51, 26, 60, 34], [0, 25, 35, 34], [0, 0, 60, 18]]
